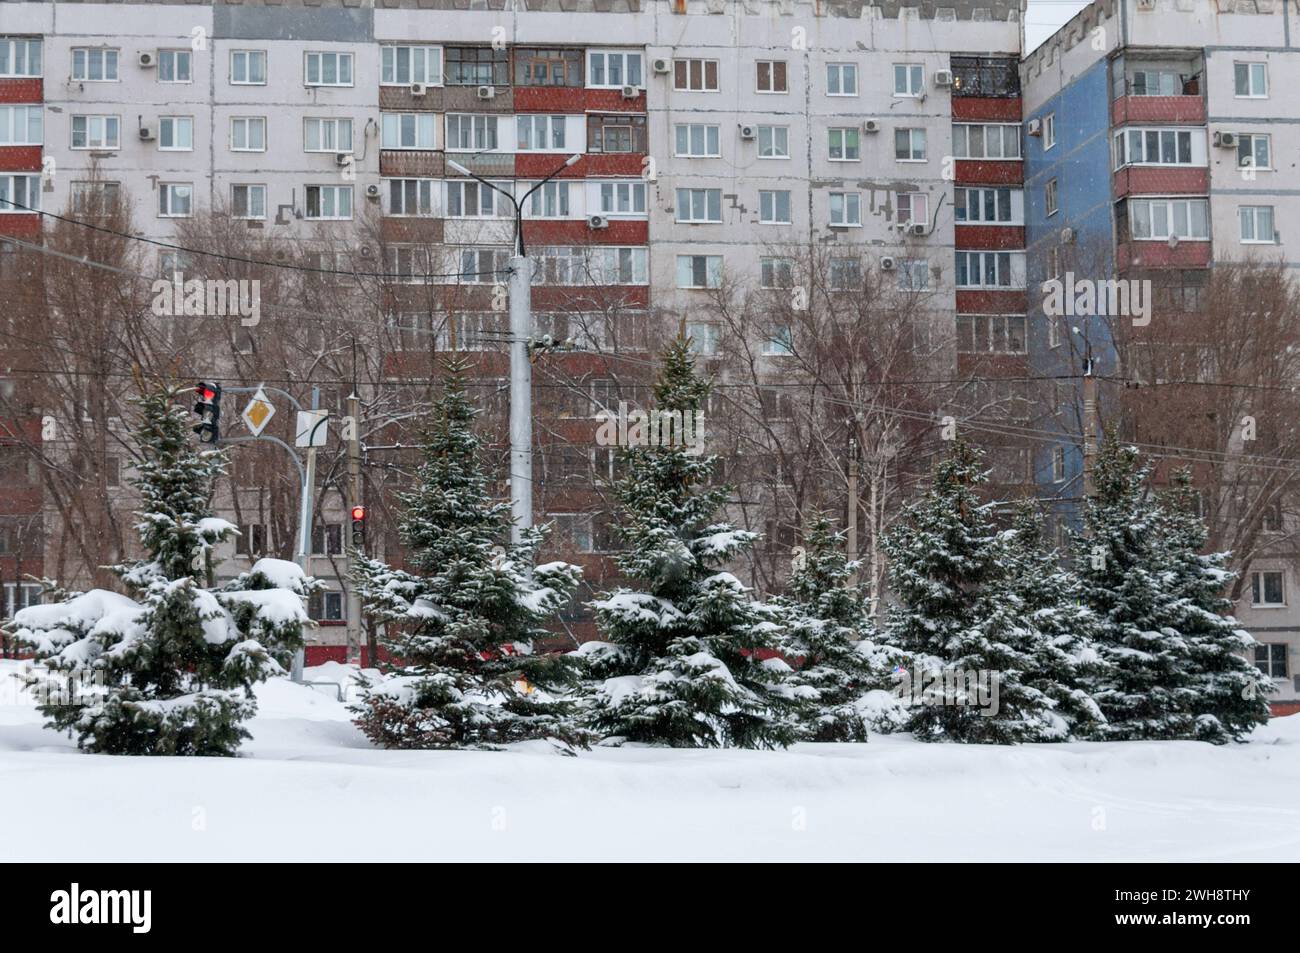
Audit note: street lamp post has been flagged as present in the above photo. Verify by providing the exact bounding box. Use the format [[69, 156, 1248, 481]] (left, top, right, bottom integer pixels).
[[445, 154, 580, 546]]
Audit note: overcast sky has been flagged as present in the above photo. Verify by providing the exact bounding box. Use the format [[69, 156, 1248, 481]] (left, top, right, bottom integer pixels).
[[1024, 0, 1095, 53]]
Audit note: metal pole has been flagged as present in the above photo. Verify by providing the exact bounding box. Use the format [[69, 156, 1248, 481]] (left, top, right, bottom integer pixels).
[[1082, 354, 1097, 498], [846, 435, 859, 581], [509, 254, 533, 546], [345, 392, 362, 665], [290, 386, 321, 682]]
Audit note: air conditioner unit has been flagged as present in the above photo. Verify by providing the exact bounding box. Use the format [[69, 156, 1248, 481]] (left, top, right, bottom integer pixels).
[[588, 214, 610, 230], [138, 126, 156, 141], [365, 184, 381, 199], [1213, 130, 1237, 148], [908, 223, 928, 237], [1028, 118, 1043, 137], [620, 84, 639, 99], [358, 245, 374, 259], [739, 124, 757, 140], [335, 153, 352, 167], [862, 119, 881, 133], [476, 85, 496, 100], [880, 256, 897, 271], [1137, 0, 1156, 10], [410, 82, 427, 96], [652, 58, 671, 75], [934, 69, 953, 87], [1060, 227, 1076, 244], [138, 51, 156, 68]]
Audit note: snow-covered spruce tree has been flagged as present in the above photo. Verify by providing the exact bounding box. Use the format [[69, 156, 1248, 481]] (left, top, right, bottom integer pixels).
[[350, 361, 585, 750], [1156, 472, 1271, 742], [882, 439, 1054, 743], [13, 384, 313, 756], [1074, 433, 1201, 740], [578, 339, 798, 749], [774, 512, 906, 741], [993, 501, 1108, 740]]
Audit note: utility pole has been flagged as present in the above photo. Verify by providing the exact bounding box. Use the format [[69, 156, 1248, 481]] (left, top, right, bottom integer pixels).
[[290, 385, 321, 682], [1082, 352, 1097, 497], [345, 391, 362, 665], [846, 434, 859, 578]]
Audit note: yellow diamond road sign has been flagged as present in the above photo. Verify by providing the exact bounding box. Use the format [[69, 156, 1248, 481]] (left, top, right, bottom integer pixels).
[[241, 386, 276, 437]]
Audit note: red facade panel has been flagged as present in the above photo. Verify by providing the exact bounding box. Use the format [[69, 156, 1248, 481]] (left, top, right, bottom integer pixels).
[[951, 97, 1022, 122], [1111, 95, 1206, 126], [0, 79, 42, 103], [956, 289, 1028, 314], [522, 219, 647, 246], [0, 146, 42, 173], [955, 224, 1026, 249], [513, 87, 646, 113], [1113, 166, 1209, 197], [515, 153, 646, 178], [954, 160, 1023, 186], [1117, 240, 1212, 271], [531, 285, 649, 309], [0, 215, 41, 239]]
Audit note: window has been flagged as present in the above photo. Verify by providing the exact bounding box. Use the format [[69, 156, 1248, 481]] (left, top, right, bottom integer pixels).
[[674, 58, 719, 92], [232, 184, 266, 220], [952, 124, 1021, 159], [0, 38, 41, 78], [0, 106, 41, 145], [587, 50, 642, 88], [72, 48, 118, 81], [686, 322, 719, 356], [829, 258, 862, 291], [1130, 69, 1183, 96], [756, 60, 787, 93], [760, 257, 794, 289], [763, 325, 794, 356], [305, 51, 353, 86], [895, 128, 927, 161], [676, 188, 722, 223], [1236, 133, 1271, 170], [1043, 112, 1056, 150], [826, 62, 857, 96], [514, 48, 581, 87], [1239, 206, 1276, 244], [525, 180, 571, 218], [1234, 61, 1268, 98], [1051, 446, 1065, 482], [304, 118, 353, 152], [445, 114, 499, 151], [446, 180, 508, 218], [381, 45, 442, 86], [157, 183, 193, 218], [1251, 570, 1285, 607], [158, 116, 193, 151], [446, 46, 508, 86], [1113, 127, 1199, 167], [516, 114, 566, 151], [230, 50, 266, 85], [1048, 314, 1061, 348], [956, 250, 1021, 288], [311, 523, 344, 556], [235, 524, 267, 557], [0, 174, 39, 214], [957, 315, 1028, 354], [1047, 245, 1061, 280], [894, 63, 924, 97], [305, 185, 352, 220], [1045, 178, 1058, 217], [593, 246, 648, 285], [828, 127, 860, 161], [829, 191, 861, 227], [597, 181, 647, 215], [157, 49, 191, 83], [897, 259, 930, 291], [589, 114, 646, 154], [759, 189, 791, 225], [71, 181, 120, 214], [1127, 198, 1209, 240], [954, 186, 1014, 223], [230, 117, 266, 152], [951, 56, 1020, 97], [386, 178, 434, 216], [677, 255, 723, 289], [3, 582, 42, 619], [1254, 643, 1288, 678], [757, 125, 789, 159], [896, 191, 929, 226], [381, 112, 436, 150], [674, 123, 720, 158], [309, 591, 345, 622]]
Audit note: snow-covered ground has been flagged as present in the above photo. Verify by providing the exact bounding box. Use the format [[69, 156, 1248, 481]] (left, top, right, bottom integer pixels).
[[2, 659, 1297, 862]]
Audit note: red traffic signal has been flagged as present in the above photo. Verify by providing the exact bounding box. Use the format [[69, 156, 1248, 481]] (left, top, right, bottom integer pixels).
[[193, 381, 222, 444], [350, 506, 366, 521], [350, 505, 366, 547]]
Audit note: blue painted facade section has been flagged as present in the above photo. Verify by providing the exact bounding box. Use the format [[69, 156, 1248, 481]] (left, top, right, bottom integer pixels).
[[1023, 57, 1118, 531]]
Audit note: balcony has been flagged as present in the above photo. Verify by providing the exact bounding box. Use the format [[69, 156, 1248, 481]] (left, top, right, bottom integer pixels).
[[1110, 55, 1205, 126]]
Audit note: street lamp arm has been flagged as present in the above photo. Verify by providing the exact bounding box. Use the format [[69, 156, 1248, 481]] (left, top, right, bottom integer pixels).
[[445, 153, 580, 257]]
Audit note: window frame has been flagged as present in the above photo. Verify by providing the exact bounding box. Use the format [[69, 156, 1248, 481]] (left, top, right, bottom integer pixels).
[[304, 50, 354, 88], [1239, 205, 1276, 245], [676, 254, 723, 290], [828, 126, 860, 162], [673, 58, 719, 92], [758, 189, 792, 225], [1234, 61, 1268, 98], [0, 38, 42, 78], [157, 116, 194, 152], [304, 117, 355, 153], [893, 63, 924, 97], [755, 59, 788, 94], [675, 187, 723, 224], [157, 49, 192, 84], [304, 184, 354, 221], [230, 116, 267, 153], [1251, 569, 1286, 607], [230, 49, 267, 86], [380, 44, 443, 87], [826, 62, 858, 97], [71, 47, 119, 82], [157, 182, 194, 218], [587, 49, 643, 90], [894, 127, 928, 162], [0, 105, 42, 146], [381, 112, 436, 151], [231, 183, 267, 221], [828, 191, 861, 227], [673, 123, 721, 158]]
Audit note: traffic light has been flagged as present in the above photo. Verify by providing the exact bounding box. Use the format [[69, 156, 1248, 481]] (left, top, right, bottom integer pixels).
[[193, 382, 222, 444], [350, 505, 366, 547]]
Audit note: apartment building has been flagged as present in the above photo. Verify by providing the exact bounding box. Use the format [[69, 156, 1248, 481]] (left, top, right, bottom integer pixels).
[[0, 0, 1028, 659], [1021, 0, 1300, 712]]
